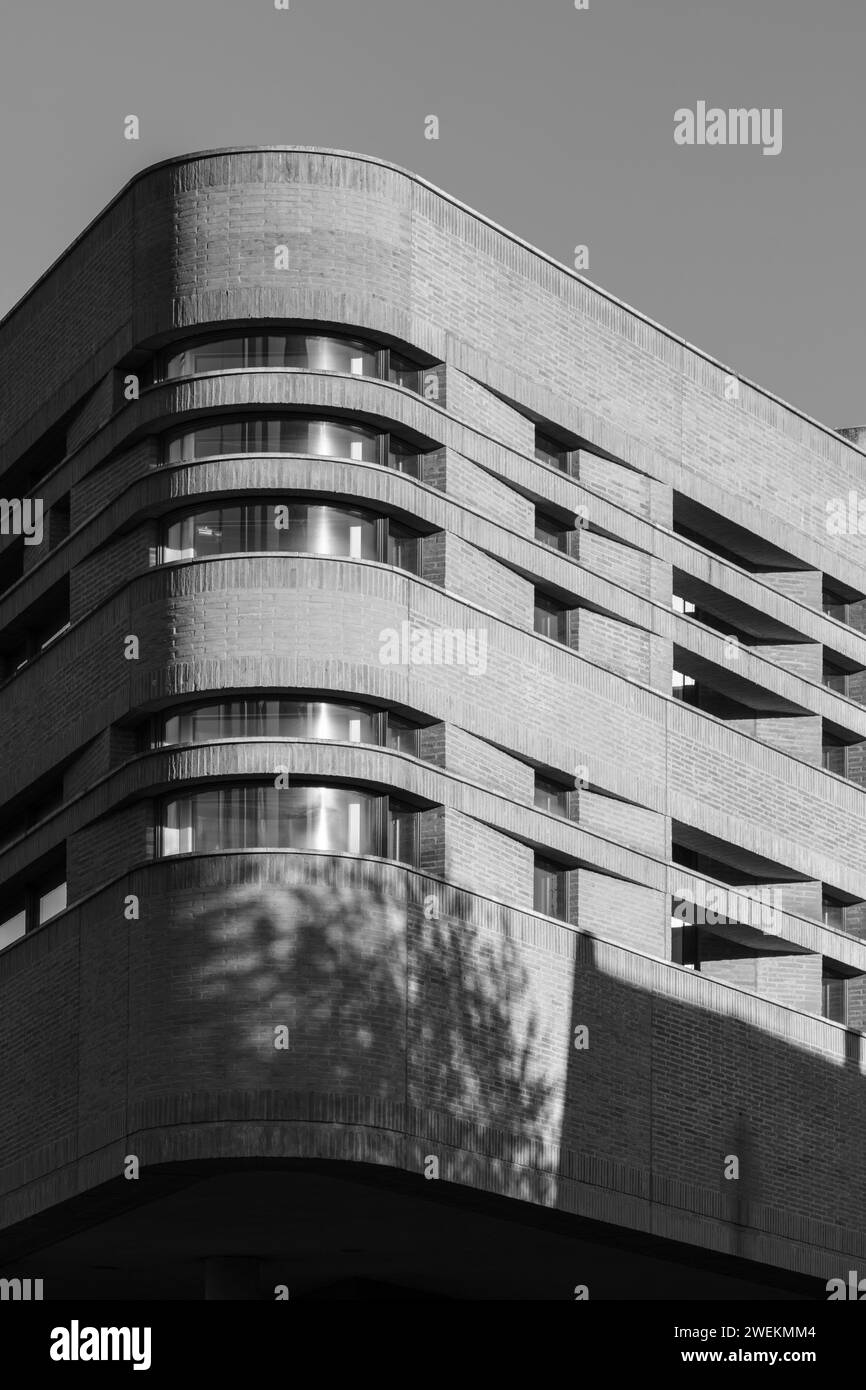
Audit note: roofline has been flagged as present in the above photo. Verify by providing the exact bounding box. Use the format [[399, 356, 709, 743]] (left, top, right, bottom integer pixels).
[[2, 144, 863, 461]]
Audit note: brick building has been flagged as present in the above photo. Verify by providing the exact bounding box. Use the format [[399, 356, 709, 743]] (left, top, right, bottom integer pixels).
[[0, 148, 863, 1299]]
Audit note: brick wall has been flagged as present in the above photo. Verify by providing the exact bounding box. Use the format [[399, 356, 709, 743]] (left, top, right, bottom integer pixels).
[[1, 148, 865, 1284]]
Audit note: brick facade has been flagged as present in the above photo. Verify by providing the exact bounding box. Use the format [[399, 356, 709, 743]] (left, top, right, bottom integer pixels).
[[0, 147, 863, 1297]]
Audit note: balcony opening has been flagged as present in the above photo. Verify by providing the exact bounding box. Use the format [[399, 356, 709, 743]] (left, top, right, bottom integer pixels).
[[0, 577, 71, 682], [0, 850, 67, 950], [672, 493, 807, 574]]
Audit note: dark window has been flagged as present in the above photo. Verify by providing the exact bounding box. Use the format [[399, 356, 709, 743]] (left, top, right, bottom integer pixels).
[[388, 800, 418, 864], [385, 714, 421, 757], [0, 537, 25, 597], [822, 966, 848, 1024], [49, 495, 71, 547], [822, 733, 847, 777], [534, 592, 569, 642], [822, 894, 846, 931], [388, 353, 423, 394], [386, 520, 422, 574], [387, 437, 422, 477], [823, 586, 849, 623], [535, 511, 569, 551], [534, 857, 567, 918], [823, 660, 849, 695], [535, 432, 570, 471], [1, 610, 71, 681], [534, 774, 570, 815]]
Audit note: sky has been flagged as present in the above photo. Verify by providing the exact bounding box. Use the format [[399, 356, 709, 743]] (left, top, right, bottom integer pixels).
[[1, 0, 864, 430]]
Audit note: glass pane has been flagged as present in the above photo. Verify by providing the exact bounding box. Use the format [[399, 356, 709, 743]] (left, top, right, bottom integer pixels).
[[535, 434, 567, 469], [307, 702, 376, 742], [535, 776, 569, 814], [163, 503, 380, 560], [823, 977, 847, 1023], [161, 699, 380, 745], [535, 515, 567, 550], [303, 506, 377, 558], [165, 339, 246, 377], [196, 421, 245, 459], [38, 881, 67, 924], [822, 741, 846, 776], [534, 596, 567, 640], [388, 354, 422, 393], [0, 908, 26, 949], [533, 862, 564, 916], [823, 662, 849, 694], [164, 334, 385, 378], [387, 524, 421, 574], [304, 335, 377, 375], [822, 899, 845, 930], [389, 801, 417, 864], [165, 785, 381, 855], [166, 417, 379, 463], [386, 715, 420, 755], [387, 438, 421, 476], [163, 796, 194, 855]]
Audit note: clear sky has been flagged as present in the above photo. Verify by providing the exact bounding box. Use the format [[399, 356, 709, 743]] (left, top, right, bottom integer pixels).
[[1, 0, 864, 430]]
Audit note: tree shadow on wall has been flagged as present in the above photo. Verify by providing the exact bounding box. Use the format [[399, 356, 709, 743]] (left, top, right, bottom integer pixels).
[[164, 877, 558, 1194]]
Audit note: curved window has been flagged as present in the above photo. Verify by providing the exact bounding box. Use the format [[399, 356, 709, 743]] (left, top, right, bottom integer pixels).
[[158, 699, 420, 755], [162, 331, 424, 394], [164, 415, 422, 478], [161, 501, 421, 573], [165, 416, 380, 465], [161, 784, 417, 863]]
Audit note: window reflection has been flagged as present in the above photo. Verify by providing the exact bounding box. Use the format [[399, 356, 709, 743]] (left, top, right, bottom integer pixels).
[[163, 332, 420, 387], [161, 785, 417, 863], [161, 502, 420, 573], [166, 417, 380, 464], [159, 699, 421, 756], [164, 415, 423, 476]]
